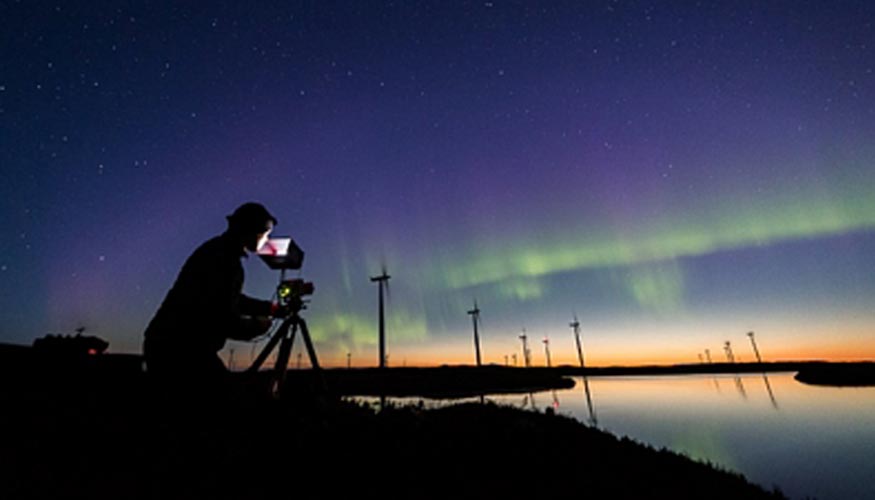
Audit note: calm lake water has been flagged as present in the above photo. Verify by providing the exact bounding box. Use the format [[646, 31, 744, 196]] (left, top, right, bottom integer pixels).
[[372, 373, 875, 500]]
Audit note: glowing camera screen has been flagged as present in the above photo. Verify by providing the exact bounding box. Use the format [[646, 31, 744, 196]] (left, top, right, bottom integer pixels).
[[257, 237, 305, 270]]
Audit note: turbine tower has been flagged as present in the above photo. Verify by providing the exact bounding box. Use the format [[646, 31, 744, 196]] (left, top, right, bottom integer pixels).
[[518, 330, 531, 368], [569, 315, 586, 368], [467, 300, 483, 367], [704, 349, 712, 364], [542, 336, 552, 368], [724, 341, 736, 363], [747, 331, 763, 364], [370, 266, 391, 369]]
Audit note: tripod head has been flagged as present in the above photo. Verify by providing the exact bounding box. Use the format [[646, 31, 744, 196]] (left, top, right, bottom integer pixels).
[[276, 277, 315, 316]]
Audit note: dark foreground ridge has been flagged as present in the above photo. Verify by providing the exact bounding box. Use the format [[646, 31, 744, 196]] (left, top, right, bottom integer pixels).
[[794, 361, 875, 386], [0, 356, 786, 499]]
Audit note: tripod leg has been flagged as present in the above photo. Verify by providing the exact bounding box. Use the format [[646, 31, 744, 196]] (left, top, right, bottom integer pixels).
[[297, 317, 327, 393], [272, 321, 298, 393], [298, 318, 321, 370], [247, 319, 288, 372]]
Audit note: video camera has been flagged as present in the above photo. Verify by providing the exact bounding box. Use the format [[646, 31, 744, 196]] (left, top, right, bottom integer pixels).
[[257, 237, 314, 313], [277, 278, 315, 303], [248, 236, 324, 387]]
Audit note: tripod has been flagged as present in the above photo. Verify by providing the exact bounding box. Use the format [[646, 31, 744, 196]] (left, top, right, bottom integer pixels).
[[247, 298, 324, 396]]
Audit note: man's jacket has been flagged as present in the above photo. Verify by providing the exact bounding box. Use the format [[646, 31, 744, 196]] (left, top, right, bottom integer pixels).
[[144, 233, 272, 354]]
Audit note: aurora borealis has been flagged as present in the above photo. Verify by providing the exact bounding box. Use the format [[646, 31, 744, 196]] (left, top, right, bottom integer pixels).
[[2, 1, 874, 366]]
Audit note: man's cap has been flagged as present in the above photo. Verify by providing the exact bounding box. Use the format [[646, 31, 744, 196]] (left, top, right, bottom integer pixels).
[[226, 202, 277, 232]]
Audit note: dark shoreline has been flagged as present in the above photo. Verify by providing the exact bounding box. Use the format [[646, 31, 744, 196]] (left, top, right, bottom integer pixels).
[[1, 383, 786, 499], [0, 344, 799, 498]]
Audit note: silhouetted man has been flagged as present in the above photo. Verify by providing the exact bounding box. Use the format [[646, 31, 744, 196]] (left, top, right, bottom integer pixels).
[[143, 202, 280, 394]]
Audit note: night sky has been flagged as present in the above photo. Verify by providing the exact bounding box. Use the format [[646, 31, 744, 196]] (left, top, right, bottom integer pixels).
[[2, 1, 874, 367]]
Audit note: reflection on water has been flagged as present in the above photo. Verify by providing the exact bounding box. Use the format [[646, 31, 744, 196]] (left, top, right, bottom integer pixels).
[[581, 375, 598, 426], [495, 373, 874, 500], [733, 375, 748, 399], [363, 373, 875, 500]]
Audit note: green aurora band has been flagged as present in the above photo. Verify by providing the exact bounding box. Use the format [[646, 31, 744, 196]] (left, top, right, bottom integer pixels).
[[428, 185, 875, 294]]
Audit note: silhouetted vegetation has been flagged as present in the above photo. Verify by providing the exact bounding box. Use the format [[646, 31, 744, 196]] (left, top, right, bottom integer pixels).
[[0, 347, 788, 499]]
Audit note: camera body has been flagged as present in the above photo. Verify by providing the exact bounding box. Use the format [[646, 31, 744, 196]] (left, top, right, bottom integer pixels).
[[277, 278, 315, 305]]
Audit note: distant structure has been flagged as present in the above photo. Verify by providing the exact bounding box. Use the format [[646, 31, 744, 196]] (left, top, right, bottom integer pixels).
[[32, 330, 109, 357], [512, 353, 518, 366], [347, 352, 352, 369], [227, 348, 235, 371], [504, 354, 509, 366], [542, 337, 552, 368], [724, 341, 736, 363], [297, 351, 302, 369], [518, 330, 531, 368], [370, 266, 391, 369], [747, 331, 763, 364], [569, 315, 586, 368], [704, 349, 713, 364], [698, 353, 704, 364], [467, 300, 483, 367]]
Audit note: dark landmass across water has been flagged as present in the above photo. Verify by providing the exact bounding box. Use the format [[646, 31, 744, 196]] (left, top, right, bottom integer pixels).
[[3, 342, 871, 396], [793, 362, 875, 386]]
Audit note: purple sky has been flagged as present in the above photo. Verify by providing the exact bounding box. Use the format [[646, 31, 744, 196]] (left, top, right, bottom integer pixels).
[[2, 1, 874, 366]]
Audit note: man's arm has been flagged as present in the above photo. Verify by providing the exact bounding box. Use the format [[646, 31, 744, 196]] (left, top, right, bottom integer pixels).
[[239, 294, 273, 317]]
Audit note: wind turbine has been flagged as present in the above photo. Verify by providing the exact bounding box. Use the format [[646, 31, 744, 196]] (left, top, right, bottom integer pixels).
[[518, 330, 531, 368], [542, 336, 552, 368], [724, 341, 735, 363], [370, 265, 391, 369], [704, 349, 713, 363], [747, 331, 778, 408], [569, 315, 597, 425], [569, 315, 586, 369], [747, 331, 763, 364], [467, 300, 483, 367]]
